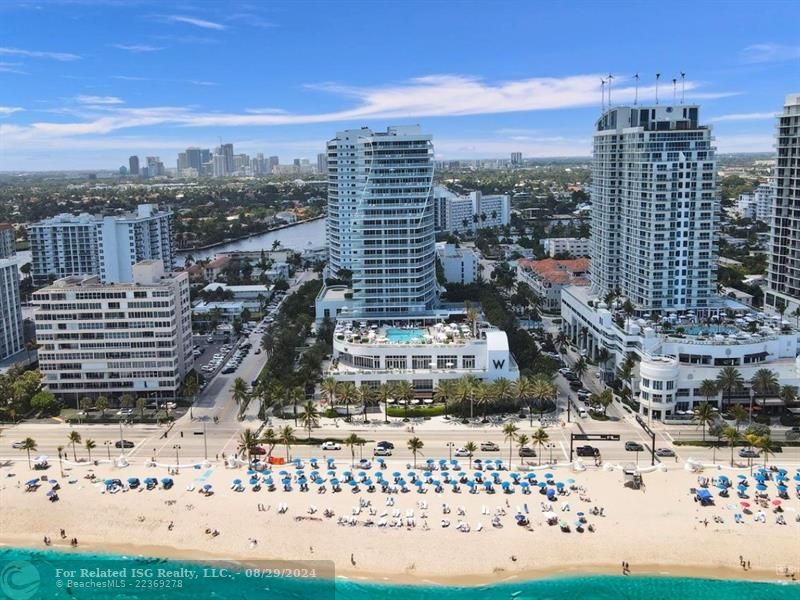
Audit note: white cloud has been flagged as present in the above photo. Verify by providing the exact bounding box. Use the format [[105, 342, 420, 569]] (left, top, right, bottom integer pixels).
[[113, 44, 164, 53], [741, 43, 800, 64], [0, 61, 26, 74], [435, 137, 591, 159], [0, 73, 736, 147], [165, 15, 226, 30], [75, 95, 125, 106], [715, 133, 775, 153], [709, 112, 778, 123], [113, 75, 216, 86], [245, 107, 289, 115], [0, 46, 80, 61], [0, 106, 23, 116]]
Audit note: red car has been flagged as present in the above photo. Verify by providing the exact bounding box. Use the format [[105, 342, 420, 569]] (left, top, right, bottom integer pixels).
[[251, 446, 267, 455]]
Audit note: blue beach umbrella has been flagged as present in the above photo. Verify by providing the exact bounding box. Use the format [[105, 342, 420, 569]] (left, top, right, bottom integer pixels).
[[777, 484, 788, 492], [330, 478, 339, 486], [233, 479, 242, 485], [545, 473, 554, 480], [520, 481, 530, 489], [348, 480, 357, 487], [756, 483, 768, 491], [203, 484, 212, 491]]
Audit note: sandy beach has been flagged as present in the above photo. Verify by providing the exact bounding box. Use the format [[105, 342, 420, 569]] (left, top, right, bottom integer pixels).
[[1, 458, 799, 585]]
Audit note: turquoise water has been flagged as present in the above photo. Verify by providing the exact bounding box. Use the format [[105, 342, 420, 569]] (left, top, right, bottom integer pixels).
[[683, 325, 737, 336], [385, 328, 426, 343], [0, 548, 797, 599]]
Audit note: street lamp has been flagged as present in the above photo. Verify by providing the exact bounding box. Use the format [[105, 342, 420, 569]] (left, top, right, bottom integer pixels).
[[748, 388, 755, 425], [173, 444, 181, 473], [446, 442, 454, 461], [546, 442, 555, 465], [104, 441, 112, 461]]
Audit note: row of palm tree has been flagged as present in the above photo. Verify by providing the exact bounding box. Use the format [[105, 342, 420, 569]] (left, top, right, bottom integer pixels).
[[501, 423, 551, 467], [17, 433, 101, 468], [237, 425, 297, 462], [235, 378, 321, 435]]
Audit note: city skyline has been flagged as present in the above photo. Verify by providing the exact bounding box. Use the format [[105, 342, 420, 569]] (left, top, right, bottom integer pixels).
[[0, 0, 797, 170]]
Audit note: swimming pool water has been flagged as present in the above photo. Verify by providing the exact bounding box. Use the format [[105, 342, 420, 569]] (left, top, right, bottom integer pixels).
[[385, 328, 426, 343], [683, 325, 738, 336]]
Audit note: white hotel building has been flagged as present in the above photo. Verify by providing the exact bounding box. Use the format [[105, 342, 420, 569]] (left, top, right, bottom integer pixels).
[[33, 260, 193, 400], [432, 186, 510, 235], [561, 102, 800, 421], [317, 126, 518, 390], [29, 204, 175, 285]]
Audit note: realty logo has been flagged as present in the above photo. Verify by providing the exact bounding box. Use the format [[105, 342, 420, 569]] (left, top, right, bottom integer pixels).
[[0, 561, 40, 600]]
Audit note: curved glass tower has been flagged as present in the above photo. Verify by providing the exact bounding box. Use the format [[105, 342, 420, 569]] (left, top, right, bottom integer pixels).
[[326, 126, 436, 316]]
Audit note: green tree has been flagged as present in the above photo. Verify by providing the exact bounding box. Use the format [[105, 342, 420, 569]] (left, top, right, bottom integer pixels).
[[698, 380, 718, 407], [502, 422, 519, 467], [715, 366, 743, 409], [68, 431, 81, 461], [278, 425, 295, 460], [721, 426, 740, 467], [474, 382, 495, 423], [260, 427, 278, 457], [729, 404, 748, 432], [394, 381, 415, 422], [513, 377, 535, 426], [290, 386, 305, 426], [300, 400, 320, 439], [30, 390, 57, 415], [573, 357, 588, 379], [344, 433, 362, 468], [358, 385, 376, 423], [531, 376, 556, 421], [237, 428, 260, 462], [337, 382, 357, 422], [84, 438, 96, 462], [95, 396, 109, 417], [407, 436, 424, 469], [516, 433, 530, 459], [754, 434, 774, 467], [20, 437, 37, 468], [231, 377, 250, 413], [433, 379, 456, 419], [463, 441, 477, 456], [531, 427, 549, 466], [136, 397, 147, 420], [750, 368, 779, 421], [377, 383, 393, 424], [692, 401, 717, 442]]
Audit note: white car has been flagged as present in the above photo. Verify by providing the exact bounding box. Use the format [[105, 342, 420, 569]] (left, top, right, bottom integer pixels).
[[454, 447, 472, 457], [373, 446, 392, 456], [320, 441, 341, 451], [11, 441, 24, 449], [116, 408, 134, 416]]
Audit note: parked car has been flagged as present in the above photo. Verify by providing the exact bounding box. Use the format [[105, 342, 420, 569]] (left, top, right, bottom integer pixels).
[[480, 441, 500, 451], [321, 441, 342, 451], [373, 446, 392, 456], [116, 408, 134, 416], [569, 380, 583, 391], [738, 448, 759, 458], [11, 441, 24, 449], [115, 440, 135, 449], [251, 446, 267, 455], [518, 447, 536, 457], [625, 441, 645, 452], [454, 447, 472, 457], [576, 445, 598, 457], [376, 441, 395, 449], [655, 448, 675, 457]]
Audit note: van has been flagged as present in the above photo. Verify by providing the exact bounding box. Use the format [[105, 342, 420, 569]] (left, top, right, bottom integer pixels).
[[578, 407, 589, 419]]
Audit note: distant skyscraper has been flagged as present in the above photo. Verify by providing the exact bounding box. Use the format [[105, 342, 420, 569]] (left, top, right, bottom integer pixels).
[[212, 154, 227, 177], [326, 125, 436, 315], [317, 152, 328, 174], [0, 224, 23, 361], [510, 152, 523, 165], [590, 104, 718, 310], [268, 156, 279, 173], [220, 143, 234, 175], [0, 224, 15, 259], [128, 155, 140, 175], [177, 152, 189, 172], [29, 204, 175, 284], [293, 158, 301, 168], [145, 156, 164, 178], [766, 93, 800, 313]]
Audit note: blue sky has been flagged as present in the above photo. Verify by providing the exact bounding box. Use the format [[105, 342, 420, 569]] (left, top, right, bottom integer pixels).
[[0, 0, 798, 170]]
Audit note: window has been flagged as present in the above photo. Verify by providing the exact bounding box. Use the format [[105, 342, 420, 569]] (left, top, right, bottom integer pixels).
[[437, 355, 458, 369], [652, 380, 663, 390], [412, 355, 432, 370], [462, 355, 476, 369], [385, 355, 407, 370]]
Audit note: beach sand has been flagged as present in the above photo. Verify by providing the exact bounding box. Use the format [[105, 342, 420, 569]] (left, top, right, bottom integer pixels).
[[1, 460, 799, 585]]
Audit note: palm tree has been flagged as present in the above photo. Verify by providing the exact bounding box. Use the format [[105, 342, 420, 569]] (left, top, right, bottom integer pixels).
[[344, 433, 361, 468], [359, 385, 376, 423], [729, 404, 748, 432], [595, 388, 613, 416], [56, 444, 64, 476], [136, 397, 147, 420], [260, 427, 278, 457], [492, 378, 513, 408], [290, 386, 305, 426], [407, 436, 424, 469], [555, 330, 568, 352], [238, 428, 260, 462], [300, 400, 320, 439], [455, 374, 479, 421], [692, 401, 716, 442], [337, 382, 357, 422], [755, 434, 774, 467], [278, 425, 295, 460], [513, 377, 535, 426], [780, 385, 797, 407], [698, 379, 718, 408], [20, 437, 37, 468], [502, 422, 519, 467], [395, 381, 415, 422], [84, 438, 96, 462], [474, 382, 495, 423], [433, 379, 455, 419], [750, 368, 779, 421], [516, 433, 530, 460], [531, 427, 549, 466], [183, 376, 200, 416], [68, 431, 81, 461], [463, 441, 477, 456], [721, 426, 739, 466], [573, 357, 588, 379], [377, 383, 393, 424], [715, 366, 743, 409], [320, 376, 338, 408], [231, 377, 249, 406], [95, 396, 108, 417], [531, 376, 556, 422]]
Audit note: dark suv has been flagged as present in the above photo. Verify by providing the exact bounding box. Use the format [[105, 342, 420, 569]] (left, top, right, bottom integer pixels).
[[576, 445, 598, 457]]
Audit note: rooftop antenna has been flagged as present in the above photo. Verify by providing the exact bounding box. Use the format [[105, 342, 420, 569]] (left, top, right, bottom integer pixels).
[[680, 72, 686, 104], [600, 78, 606, 113], [607, 73, 614, 107], [672, 77, 677, 103], [634, 73, 640, 105], [655, 73, 661, 104]]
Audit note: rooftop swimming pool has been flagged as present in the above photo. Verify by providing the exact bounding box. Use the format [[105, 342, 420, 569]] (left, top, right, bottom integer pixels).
[[385, 327, 426, 343], [683, 325, 738, 336]]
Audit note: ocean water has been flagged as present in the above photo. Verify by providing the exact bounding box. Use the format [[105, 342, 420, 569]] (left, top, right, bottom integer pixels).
[[0, 548, 797, 600]]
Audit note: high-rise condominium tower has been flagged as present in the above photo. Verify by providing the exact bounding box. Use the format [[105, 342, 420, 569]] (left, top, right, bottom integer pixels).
[[590, 104, 718, 311], [766, 94, 800, 313], [326, 125, 436, 316], [128, 155, 139, 175]]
